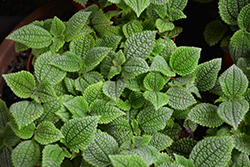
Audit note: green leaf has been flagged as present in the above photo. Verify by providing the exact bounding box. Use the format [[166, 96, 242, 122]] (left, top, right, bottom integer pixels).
[[0, 147, 13, 167], [154, 152, 174, 166], [218, 100, 249, 130], [35, 121, 64, 145], [89, 99, 125, 124], [143, 72, 168, 91], [65, 10, 91, 41], [218, 0, 249, 25], [12, 140, 40, 167], [109, 154, 148, 167], [156, 19, 175, 33], [124, 31, 156, 59], [185, 83, 201, 98], [50, 16, 65, 37], [168, 0, 187, 10], [69, 33, 95, 60], [229, 30, 250, 63], [234, 133, 250, 155], [60, 116, 100, 152], [3, 124, 20, 147], [137, 106, 173, 132], [122, 58, 150, 79], [106, 117, 133, 145], [83, 131, 119, 167], [166, 138, 197, 158], [103, 79, 127, 101], [123, 0, 150, 17], [190, 136, 234, 167], [10, 101, 43, 129], [50, 37, 65, 53], [148, 132, 173, 151], [167, 87, 196, 110], [174, 154, 194, 167], [6, 24, 52, 49], [72, 0, 87, 7], [159, 38, 177, 62], [8, 121, 35, 139], [194, 58, 222, 91], [143, 91, 169, 110], [120, 145, 159, 165], [50, 51, 80, 72], [85, 47, 112, 70], [150, 55, 176, 77], [113, 50, 126, 66], [63, 96, 88, 118], [132, 135, 152, 148], [82, 81, 104, 104], [204, 20, 227, 46], [42, 144, 68, 167], [219, 64, 248, 96], [38, 99, 61, 122], [75, 72, 103, 93], [167, 8, 187, 21], [96, 36, 122, 51], [34, 51, 66, 84], [2, 71, 35, 98], [231, 152, 250, 167], [129, 91, 145, 109], [0, 99, 11, 129], [238, 4, 250, 32], [170, 47, 201, 76], [122, 20, 143, 38], [188, 103, 223, 128]]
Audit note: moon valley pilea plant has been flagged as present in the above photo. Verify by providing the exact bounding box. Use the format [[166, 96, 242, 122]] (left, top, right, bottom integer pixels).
[[1, 1, 250, 167]]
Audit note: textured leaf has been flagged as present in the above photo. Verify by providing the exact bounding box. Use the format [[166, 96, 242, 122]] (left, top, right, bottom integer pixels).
[[143, 72, 168, 91], [75, 72, 103, 93], [35, 121, 63, 145], [8, 121, 35, 139], [0, 99, 11, 129], [156, 19, 175, 33], [60, 116, 100, 152], [50, 16, 65, 37], [154, 152, 174, 166], [109, 154, 148, 167], [12, 140, 40, 167], [129, 91, 145, 109], [103, 79, 127, 101], [150, 55, 176, 77], [106, 117, 133, 145], [238, 4, 250, 31], [159, 38, 177, 62], [65, 10, 91, 41], [82, 81, 104, 104], [143, 91, 169, 110], [124, 31, 156, 59], [190, 136, 234, 167], [167, 87, 196, 110], [168, 0, 188, 10], [234, 133, 250, 155], [170, 47, 201, 76], [63, 96, 88, 118], [50, 51, 80, 72], [122, 58, 150, 79], [96, 36, 122, 51], [132, 135, 152, 148], [194, 58, 222, 91], [123, 0, 150, 17], [231, 152, 250, 167], [218, 0, 250, 25], [188, 103, 223, 128], [38, 99, 61, 122], [50, 36, 64, 52], [122, 20, 143, 38], [148, 132, 173, 151], [229, 30, 250, 62], [120, 145, 158, 165], [174, 154, 194, 167], [2, 124, 20, 147], [83, 131, 119, 167], [167, 8, 187, 21], [42, 144, 68, 167], [6, 24, 52, 49], [69, 33, 95, 59], [34, 51, 66, 84], [10, 101, 43, 129], [89, 99, 125, 124], [204, 20, 227, 46], [185, 83, 201, 98], [166, 138, 197, 158], [137, 106, 173, 132], [0, 147, 13, 167], [218, 100, 249, 130], [85, 47, 112, 70], [219, 64, 248, 96], [2, 71, 35, 98]]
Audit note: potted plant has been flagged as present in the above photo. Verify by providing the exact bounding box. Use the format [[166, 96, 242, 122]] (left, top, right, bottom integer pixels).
[[1, 0, 250, 166]]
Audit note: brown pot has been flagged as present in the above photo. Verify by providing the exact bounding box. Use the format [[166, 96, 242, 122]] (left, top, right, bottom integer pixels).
[[0, 0, 76, 98]]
